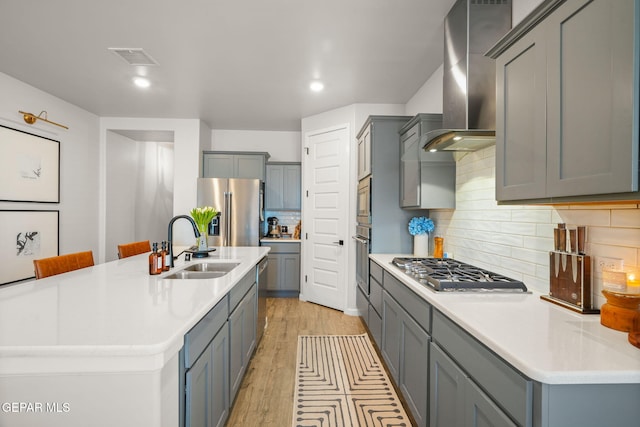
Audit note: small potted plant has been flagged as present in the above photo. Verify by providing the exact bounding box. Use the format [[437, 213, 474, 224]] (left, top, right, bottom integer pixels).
[[408, 216, 434, 257]]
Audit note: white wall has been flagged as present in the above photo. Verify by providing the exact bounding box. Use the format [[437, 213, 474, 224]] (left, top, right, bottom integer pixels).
[[100, 118, 206, 256], [0, 72, 100, 279], [405, 65, 444, 116], [104, 132, 174, 262], [211, 129, 301, 162]]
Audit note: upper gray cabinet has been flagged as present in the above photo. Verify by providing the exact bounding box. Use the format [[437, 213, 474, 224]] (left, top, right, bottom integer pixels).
[[489, 0, 639, 203], [265, 163, 301, 210], [357, 124, 372, 180], [203, 152, 270, 181], [399, 114, 455, 209]]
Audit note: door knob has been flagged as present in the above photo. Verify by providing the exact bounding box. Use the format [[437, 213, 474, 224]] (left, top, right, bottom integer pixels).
[[333, 240, 344, 246]]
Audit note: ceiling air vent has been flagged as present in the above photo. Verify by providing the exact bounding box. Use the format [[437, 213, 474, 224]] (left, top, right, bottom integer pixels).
[[108, 48, 159, 66]]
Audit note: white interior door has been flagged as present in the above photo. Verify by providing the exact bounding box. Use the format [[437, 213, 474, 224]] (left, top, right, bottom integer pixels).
[[301, 124, 350, 311]]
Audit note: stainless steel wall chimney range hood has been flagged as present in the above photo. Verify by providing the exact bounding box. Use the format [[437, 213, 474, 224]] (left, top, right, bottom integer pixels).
[[423, 0, 512, 152]]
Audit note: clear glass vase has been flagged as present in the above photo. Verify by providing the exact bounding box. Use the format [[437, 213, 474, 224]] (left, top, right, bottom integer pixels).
[[197, 228, 208, 252]]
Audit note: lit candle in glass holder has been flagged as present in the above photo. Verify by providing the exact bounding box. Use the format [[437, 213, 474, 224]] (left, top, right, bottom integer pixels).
[[627, 271, 640, 294]]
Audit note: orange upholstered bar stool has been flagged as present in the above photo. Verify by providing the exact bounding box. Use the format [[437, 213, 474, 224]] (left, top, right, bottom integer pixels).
[[33, 251, 95, 279], [117, 240, 151, 259]]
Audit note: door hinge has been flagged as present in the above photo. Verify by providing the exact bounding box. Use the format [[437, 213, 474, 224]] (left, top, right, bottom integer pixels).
[[305, 233, 308, 240], [304, 147, 309, 155], [305, 275, 307, 283], [306, 190, 309, 197]]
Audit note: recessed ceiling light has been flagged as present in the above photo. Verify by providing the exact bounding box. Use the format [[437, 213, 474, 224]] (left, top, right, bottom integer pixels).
[[133, 77, 151, 88], [310, 81, 324, 92]]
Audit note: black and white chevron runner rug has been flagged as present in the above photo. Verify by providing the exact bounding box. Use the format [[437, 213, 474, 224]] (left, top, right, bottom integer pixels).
[[292, 334, 411, 427]]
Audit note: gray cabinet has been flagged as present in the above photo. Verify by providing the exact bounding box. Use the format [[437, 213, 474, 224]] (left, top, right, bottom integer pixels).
[[490, 0, 639, 203], [356, 116, 415, 254], [360, 261, 383, 348], [265, 163, 301, 210], [430, 343, 516, 427], [399, 114, 455, 209], [357, 124, 372, 180], [185, 326, 229, 427], [182, 266, 259, 427], [262, 242, 300, 296], [203, 152, 270, 181], [381, 291, 402, 382], [431, 311, 531, 427], [493, 23, 547, 201], [229, 283, 257, 403], [381, 271, 431, 427], [183, 297, 230, 427]]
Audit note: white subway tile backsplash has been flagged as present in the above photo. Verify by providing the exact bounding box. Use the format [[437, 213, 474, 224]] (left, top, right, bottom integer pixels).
[[556, 208, 611, 227], [500, 222, 538, 237], [523, 235, 554, 252], [429, 145, 640, 307], [511, 209, 553, 223], [611, 209, 640, 227], [589, 226, 640, 248]]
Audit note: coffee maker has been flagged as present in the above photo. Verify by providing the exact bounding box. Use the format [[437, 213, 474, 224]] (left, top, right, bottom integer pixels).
[[267, 217, 281, 238]]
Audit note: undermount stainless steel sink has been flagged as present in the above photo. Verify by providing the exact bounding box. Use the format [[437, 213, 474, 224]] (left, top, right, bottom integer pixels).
[[164, 271, 228, 280], [183, 262, 240, 273], [164, 262, 240, 280]]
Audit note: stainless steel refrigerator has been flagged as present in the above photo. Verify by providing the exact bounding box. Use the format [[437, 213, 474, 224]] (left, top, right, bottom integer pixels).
[[197, 178, 263, 246]]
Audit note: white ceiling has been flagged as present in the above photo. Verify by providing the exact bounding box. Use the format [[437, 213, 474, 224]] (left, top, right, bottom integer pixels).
[[0, 0, 456, 132]]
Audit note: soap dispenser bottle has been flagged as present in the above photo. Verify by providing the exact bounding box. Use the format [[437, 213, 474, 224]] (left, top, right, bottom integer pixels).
[[160, 241, 169, 271], [149, 242, 161, 275]]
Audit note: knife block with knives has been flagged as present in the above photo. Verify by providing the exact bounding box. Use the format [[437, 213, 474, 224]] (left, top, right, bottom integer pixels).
[[541, 224, 599, 314]]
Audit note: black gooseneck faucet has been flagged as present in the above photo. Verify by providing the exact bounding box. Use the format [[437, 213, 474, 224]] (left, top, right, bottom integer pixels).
[[167, 215, 201, 268]]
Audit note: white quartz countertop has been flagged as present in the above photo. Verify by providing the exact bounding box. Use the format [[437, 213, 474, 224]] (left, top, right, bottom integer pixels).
[[370, 254, 640, 385], [0, 246, 269, 375]]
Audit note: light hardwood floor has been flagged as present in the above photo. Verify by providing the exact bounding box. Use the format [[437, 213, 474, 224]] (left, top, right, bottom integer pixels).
[[226, 297, 367, 426]]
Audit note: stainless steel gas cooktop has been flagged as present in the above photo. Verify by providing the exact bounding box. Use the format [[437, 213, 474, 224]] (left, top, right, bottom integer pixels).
[[392, 257, 528, 293]]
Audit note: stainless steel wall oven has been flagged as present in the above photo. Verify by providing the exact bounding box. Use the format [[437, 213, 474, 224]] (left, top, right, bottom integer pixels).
[[354, 225, 371, 295]]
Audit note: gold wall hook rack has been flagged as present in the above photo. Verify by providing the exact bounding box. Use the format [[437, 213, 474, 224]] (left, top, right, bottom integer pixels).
[[18, 110, 69, 130]]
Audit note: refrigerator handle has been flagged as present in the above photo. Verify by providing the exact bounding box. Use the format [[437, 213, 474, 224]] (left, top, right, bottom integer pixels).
[[224, 192, 232, 246]]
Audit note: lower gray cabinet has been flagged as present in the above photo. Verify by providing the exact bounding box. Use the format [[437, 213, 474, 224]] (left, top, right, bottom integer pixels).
[[399, 311, 429, 427], [183, 298, 230, 427], [229, 284, 257, 403], [367, 304, 382, 348], [381, 290, 430, 427], [263, 242, 300, 296], [430, 342, 516, 427], [185, 326, 229, 427], [466, 377, 517, 427], [432, 311, 531, 427], [356, 285, 368, 321], [381, 291, 402, 382], [430, 342, 465, 427]]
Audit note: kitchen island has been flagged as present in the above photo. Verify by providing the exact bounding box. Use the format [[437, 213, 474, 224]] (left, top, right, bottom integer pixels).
[[368, 254, 640, 427], [0, 246, 269, 427]]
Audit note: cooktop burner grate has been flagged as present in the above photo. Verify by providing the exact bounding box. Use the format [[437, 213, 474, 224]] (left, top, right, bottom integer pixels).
[[391, 257, 528, 292]]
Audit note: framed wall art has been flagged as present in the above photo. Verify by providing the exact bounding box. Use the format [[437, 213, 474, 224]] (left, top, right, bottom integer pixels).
[[0, 124, 60, 203], [0, 210, 59, 285]]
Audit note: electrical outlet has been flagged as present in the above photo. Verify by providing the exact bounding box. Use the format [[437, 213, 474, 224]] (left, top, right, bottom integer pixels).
[[595, 256, 624, 271]]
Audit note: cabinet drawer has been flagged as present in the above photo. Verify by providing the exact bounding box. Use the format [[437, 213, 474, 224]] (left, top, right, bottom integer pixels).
[[432, 310, 532, 426], [369, 275, 383, 316], [368, 304, 382, 348], [262, 242, 300, 254], [230, 269, 256, 312], [383, 270, 431, 332], [370, 261, 383, 285], [184, 296, 229, 369]]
